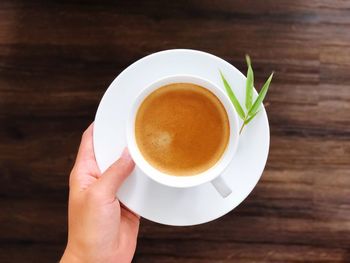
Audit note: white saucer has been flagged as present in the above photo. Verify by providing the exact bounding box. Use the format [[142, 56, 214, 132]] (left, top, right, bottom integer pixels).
[[93, 49, 270, 226]]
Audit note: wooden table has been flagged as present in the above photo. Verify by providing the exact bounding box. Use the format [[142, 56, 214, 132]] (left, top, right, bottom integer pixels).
[[1, 1, 349, 262]]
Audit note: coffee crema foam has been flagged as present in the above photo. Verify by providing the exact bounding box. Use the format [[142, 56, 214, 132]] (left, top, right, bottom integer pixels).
[[135, 83, 230, 176]]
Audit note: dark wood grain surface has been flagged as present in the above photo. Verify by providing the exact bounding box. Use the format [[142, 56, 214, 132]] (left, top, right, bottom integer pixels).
[[0, 1, 349, 262]]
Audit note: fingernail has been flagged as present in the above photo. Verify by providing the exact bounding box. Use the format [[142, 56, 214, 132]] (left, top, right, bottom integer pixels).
[[121, 148, 131, 160]]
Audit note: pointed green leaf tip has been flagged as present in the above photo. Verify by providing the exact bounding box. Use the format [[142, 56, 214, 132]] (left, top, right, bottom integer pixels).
[[245, 54, 251, 67], [248, 72, 274, 116], [245, 55, 254, 110], [219, 70, 246, 120], [219, 55, 273, 135]]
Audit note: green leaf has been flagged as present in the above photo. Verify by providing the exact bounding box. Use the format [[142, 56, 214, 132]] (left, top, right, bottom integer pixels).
[[219, 70, 246, 120], [245, 55, 254, 110], [245, 110, 260, 125], [248, 72, 274, 116]]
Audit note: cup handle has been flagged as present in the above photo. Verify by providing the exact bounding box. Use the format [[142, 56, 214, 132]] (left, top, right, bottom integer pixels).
[[211, 175, 232, 198]]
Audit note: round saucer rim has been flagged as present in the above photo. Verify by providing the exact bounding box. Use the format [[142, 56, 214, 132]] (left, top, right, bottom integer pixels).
[[93, 49, 270, 226]]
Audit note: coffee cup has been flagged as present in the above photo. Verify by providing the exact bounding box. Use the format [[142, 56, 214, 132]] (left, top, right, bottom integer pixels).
[[126, 75, 239, 197]]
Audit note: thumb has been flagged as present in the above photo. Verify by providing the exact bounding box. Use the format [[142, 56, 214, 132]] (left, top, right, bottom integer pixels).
[[94, 148, 135, 198]]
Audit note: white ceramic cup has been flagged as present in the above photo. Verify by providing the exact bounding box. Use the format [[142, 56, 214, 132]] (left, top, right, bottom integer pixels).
[[126, 75, 239, 198]]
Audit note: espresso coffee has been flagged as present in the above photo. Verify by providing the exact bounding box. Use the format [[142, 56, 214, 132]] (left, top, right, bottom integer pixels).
[[135, 83, 230, 176]]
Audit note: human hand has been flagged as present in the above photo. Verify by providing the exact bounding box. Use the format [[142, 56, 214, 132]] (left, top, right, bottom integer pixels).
[[61, 124, 139, 263]]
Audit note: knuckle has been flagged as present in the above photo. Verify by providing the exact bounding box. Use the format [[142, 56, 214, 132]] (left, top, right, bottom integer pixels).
[[117, 157, 133, 171], [68, 167, 77, 188], [81, 129, 89, 140], [86, 188, 102, 202], [113, 158, 125, 170]]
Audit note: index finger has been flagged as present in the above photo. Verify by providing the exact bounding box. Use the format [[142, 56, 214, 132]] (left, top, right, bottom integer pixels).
[[72, 123, 100, 179], [76, 123, 95, 164]]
